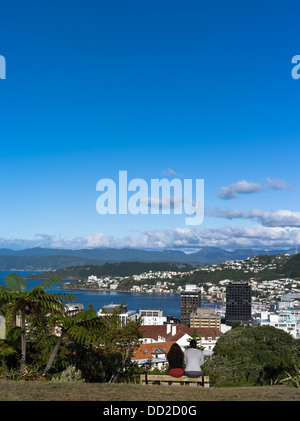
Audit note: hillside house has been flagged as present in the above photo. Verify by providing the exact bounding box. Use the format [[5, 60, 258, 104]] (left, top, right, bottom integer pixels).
[[140, 324, 222, 353]]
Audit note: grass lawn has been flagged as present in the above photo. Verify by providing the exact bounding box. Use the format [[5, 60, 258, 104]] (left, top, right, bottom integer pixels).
[[0, 380, 300, 401]]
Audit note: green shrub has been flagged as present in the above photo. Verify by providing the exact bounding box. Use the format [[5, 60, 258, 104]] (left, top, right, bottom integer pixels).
[[205, 326, 300, 387], [50, 365, 85, 383]]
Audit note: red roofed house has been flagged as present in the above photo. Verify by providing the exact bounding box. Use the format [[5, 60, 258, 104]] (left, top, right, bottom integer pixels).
[[131, 341, 176, 369], [140, 324, 222, 353], [131, 324, 222, 369]]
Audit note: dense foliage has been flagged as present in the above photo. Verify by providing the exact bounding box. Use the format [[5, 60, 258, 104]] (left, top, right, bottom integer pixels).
[[2, 273, 300, 386], [205, 325, 300, 386], [0, 274, 143, 382]]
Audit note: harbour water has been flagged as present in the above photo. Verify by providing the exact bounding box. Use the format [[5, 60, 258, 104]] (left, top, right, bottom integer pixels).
[[0, 271, 182, 317], [0, 271, 222, 319]]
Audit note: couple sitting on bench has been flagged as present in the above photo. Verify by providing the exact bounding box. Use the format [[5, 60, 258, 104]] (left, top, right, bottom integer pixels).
[[167, 340, 204, 378]]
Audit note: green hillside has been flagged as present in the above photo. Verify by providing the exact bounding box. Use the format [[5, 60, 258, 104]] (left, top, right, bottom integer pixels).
[[26, 261, 193, 280], [282, 253, 300, 278]]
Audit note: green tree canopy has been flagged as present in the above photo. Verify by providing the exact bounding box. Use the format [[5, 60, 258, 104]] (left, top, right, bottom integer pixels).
[[205, 325, 300, 386]]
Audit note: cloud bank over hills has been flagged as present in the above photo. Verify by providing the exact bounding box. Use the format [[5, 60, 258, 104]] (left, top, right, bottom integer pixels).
[[0, 224, 299, 252]]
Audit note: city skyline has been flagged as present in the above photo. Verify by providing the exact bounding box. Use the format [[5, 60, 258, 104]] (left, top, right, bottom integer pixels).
[[0, 1, 300, 251]]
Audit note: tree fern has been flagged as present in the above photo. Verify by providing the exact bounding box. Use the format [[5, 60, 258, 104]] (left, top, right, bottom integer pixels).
[[4, 273, 27, 293], [43, 309, 106, 375], [0, 273, 77, 371]]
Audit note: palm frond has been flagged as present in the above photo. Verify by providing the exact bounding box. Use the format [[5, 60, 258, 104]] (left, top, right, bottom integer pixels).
[[5, 325, 21, 342], [0, 340, 16, 357], [0, 286, 16, 303], [30, 277, 63, 293], [54, 292, 77, 304], [67, 325, 97, 346], [5, 273, 27, 293], [69, 308, 98, 323], [28, 278, 76, 307], [27, 288, 76, 313]]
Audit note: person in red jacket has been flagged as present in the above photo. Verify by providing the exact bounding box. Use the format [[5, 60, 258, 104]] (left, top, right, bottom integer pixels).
[[166, 343, 184, 377]]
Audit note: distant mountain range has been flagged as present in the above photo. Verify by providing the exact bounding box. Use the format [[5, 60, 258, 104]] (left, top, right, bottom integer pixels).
[[0, 246, 296, 271], [26, 252, 300, 282]]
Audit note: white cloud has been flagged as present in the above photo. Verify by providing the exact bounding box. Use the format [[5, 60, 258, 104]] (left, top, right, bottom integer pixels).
[[131, 225, 300, 249], [209, 208, 300, 227], [140, 195, 184, 210], [82, 233, 117, 248], [218, 187, 238, 200], [266, 177, 292, 190], [121, 225, 300, 249], [3, 206, 300, 251], [0, 223, 299, 251], [231, 180, 262, 194], [218, 180, 261, 199]]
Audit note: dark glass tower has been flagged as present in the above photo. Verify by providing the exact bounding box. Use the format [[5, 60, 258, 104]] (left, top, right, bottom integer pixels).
[[225, 281, 252, 326], [180, 285, 201, 326]]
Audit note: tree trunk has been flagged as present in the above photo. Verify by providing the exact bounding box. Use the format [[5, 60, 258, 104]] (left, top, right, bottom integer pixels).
[[20, 310, 26, 371], [43, 333, 64, 375]]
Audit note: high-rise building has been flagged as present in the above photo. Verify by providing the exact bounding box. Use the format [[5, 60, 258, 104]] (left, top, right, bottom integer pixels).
[[225, 281, 252, 326], [180, 285, 201, 326], [190, 307, 221, 329]]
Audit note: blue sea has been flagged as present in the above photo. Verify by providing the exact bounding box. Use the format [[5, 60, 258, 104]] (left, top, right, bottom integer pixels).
[[0, 271, 221, 319], [0, 271, 182, 318]]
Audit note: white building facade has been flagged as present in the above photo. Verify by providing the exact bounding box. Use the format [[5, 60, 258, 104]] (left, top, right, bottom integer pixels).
[[139, 309, 167, 325], [253, 309, 300, 338]]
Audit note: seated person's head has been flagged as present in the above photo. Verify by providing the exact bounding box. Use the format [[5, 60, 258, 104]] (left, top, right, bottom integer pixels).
[[190, 339, 197, 348]]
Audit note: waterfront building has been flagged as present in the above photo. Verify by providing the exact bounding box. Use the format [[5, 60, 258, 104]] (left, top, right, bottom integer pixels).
[[99, 304, 125, 313], [139, 308, 167, 325], [64, 303, 84, 316], [180, 284, 201, 326], [97, 303, 137, 325], [190, 307, 221, 329], [225, 281, 252, 326]]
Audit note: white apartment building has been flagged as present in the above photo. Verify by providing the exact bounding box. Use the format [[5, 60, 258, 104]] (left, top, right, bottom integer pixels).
[[253, 310, 300, 338], [97, 304, 137, 325], [139, 309, 167, 325]]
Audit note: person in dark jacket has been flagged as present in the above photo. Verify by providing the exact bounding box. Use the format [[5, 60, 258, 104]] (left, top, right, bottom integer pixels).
[[166, 343, 184, 377]]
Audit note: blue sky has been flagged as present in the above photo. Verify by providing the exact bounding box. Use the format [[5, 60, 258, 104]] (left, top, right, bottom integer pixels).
[[0, 0, 300, 250]]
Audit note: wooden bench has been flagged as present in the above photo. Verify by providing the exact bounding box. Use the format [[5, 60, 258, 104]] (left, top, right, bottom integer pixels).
[[140, 374, 210, 387]]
